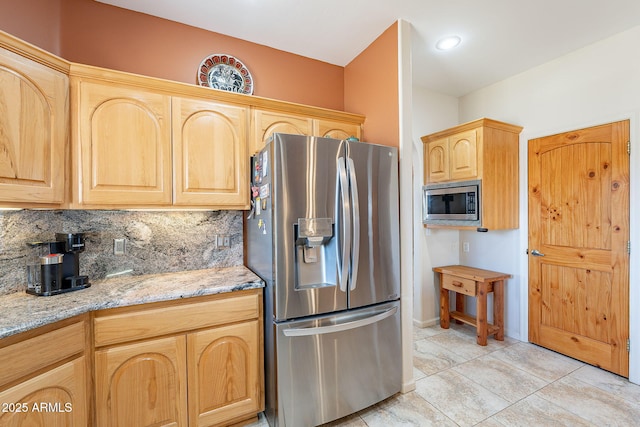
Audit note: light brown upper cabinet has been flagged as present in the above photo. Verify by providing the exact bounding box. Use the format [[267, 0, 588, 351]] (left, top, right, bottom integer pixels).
[[70, 64, 250, 209], [71, 78, 173, 207], [251, 109, 313, 155], [422, 118, 523, 230], [172, 97, 248, 207], [250, 109, 364, 155], [70, 63, 363, 209], [1, 32, 364, 209], [425, 129, 478, 183], [315, 118, 362, 141], [0, 41, 68, 206]]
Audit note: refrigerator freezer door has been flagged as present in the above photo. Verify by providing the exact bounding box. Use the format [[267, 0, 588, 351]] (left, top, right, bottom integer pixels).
[[346, 142, 400, 308], [274, 301, 401, 427], [272, 134, 348, 321]]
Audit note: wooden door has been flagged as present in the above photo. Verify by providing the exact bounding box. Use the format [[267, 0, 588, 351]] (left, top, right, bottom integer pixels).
[[0, 357, 87, 427], [187, 321, 261, 427], [0, 47, 66, 205], [251, 109, 312, 155], [172, 97, 248, 208], [73, 80, 172, 206], [528, 120, 629, 377], [449, 129, 478, 181], [95, 335, 188, 427]]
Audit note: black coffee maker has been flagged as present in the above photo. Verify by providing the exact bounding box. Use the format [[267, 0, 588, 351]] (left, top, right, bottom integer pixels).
[[54, 233, 90, 290], [26, 232, 91, 296]]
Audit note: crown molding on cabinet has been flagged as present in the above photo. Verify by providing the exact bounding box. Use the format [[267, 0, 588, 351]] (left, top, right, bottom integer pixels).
[[0, 30, 70, 74]]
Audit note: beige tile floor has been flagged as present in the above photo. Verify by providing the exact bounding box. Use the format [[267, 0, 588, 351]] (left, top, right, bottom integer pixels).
[[249, 323, 640, 426]]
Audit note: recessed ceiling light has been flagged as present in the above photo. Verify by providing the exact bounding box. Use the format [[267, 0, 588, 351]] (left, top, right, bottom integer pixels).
[[435, 35, 462, 51]]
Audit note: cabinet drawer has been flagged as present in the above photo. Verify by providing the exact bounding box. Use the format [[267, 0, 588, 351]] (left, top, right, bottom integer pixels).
[[94, 291, 260, 347], [0, 321, 85, 387], [442, 275, 476, 297]]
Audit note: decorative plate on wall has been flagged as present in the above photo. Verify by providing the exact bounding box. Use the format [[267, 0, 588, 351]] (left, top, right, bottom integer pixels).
[[197, 54, 254, 95]]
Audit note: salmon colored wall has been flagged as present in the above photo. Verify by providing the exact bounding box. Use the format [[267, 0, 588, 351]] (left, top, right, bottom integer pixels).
[[0, 0, 62, 54], [344, 23, 399, 147], [0, 0, 344, 110]]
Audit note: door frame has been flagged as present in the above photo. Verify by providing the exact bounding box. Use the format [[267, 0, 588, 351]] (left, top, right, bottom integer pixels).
[[518, 113, 639, 384]]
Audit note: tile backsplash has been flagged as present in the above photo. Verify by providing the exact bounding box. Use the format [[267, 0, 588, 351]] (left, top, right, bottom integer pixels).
[[0, 210, 243, 295]]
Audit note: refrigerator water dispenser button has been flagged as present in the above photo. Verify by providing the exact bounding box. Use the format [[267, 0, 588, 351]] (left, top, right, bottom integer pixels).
[[303, 246, 318, 263]]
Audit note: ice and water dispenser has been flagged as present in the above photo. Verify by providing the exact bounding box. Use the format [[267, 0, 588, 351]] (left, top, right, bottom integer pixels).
[[294, 217, 337, 289]]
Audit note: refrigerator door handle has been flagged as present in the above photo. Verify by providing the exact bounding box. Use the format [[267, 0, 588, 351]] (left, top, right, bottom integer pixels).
[[282, 306, 398, 337], [337, 157, 351, 292], [347, 157, 360, 291]]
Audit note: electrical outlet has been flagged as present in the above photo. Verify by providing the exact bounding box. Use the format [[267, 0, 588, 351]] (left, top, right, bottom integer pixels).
[[113, 238, 126, 255], [463, 242, 470, 253], [215, 234, 230, 249]]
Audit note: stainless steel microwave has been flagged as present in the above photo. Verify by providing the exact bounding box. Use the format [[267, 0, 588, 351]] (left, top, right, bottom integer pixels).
[[422, 180, 481, 226]]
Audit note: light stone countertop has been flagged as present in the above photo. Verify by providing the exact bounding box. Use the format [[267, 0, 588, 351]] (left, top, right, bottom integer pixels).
[[0, 266, 264, 339]]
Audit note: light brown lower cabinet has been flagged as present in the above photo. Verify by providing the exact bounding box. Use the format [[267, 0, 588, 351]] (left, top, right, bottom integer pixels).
[[0, 318, 89, 427], [93, 290, 264, 427], [94, 335, 188, 426], [0, 357, 87, 427], [187, 321, 260, 427], [0, 291, 263, 427]]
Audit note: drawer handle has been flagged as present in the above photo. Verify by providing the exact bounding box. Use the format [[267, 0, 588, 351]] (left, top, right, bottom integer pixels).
[[452, 281, 464, 288]]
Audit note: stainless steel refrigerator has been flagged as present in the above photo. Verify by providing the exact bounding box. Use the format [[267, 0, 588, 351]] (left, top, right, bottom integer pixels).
[[246, 133, 401, 427]]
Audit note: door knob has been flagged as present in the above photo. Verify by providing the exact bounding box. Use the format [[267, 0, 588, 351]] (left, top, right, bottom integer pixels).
[[531, 249, 545, 257]]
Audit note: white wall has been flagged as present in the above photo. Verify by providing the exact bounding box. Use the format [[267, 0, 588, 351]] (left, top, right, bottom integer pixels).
[[457, 25, 640, 383], [411, 86, 461, 327], [458, 229, 521, 337]]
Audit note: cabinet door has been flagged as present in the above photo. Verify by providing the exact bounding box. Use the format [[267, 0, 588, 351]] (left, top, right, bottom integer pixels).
[[449, 129, 478, 181], [172, 97, 248, 208], [0, 48, 66, 205], [73, 80, 172, 206], [425, 138, 449, 183], [187, 320, 261, 427], [95, 335, 188, 427], [251, 110, 312, 154], [314, 119, 361, 140], [0, 357, 87, 427]]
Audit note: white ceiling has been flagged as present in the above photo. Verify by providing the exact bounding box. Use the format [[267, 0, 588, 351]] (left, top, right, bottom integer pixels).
[[97, 0, 640, 97]]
